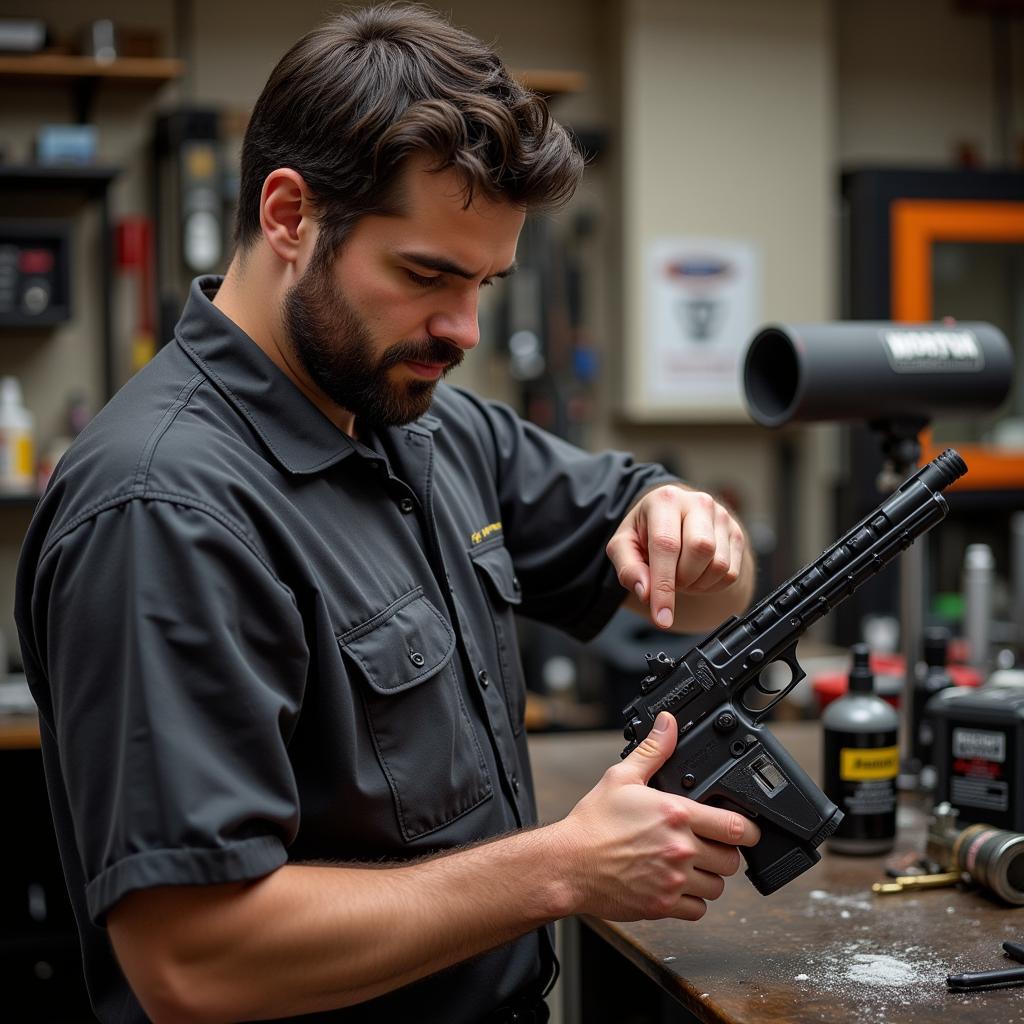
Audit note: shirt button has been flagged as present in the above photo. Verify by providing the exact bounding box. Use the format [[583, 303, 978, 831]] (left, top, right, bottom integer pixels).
[[478, 670, 489, 687], [512, 575, 521, 591], [511, 773, 520, 794], [398, 497, 415, 514], [409, 651, 425, 667]]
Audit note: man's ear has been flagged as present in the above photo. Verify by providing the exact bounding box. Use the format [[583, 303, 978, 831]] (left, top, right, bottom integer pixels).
[[259, 168, 314, 265]]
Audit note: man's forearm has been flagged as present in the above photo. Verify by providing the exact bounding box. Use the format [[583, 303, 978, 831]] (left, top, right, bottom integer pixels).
[[109, 824, 576, 1023]]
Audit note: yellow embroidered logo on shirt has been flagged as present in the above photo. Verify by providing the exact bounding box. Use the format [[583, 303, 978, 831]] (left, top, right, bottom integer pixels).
[[470, 521, 502, 545]]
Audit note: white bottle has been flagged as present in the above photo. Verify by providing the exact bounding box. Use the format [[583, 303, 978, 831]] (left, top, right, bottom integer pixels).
[[0, 377, 35, 494], [963, 543, 994, 675]]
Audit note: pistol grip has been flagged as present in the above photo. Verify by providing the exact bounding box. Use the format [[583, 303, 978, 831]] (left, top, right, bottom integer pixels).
[[742, 809, 843, 895]]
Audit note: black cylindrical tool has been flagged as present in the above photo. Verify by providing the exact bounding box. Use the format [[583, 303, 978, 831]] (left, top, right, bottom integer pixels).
[[742, 321, 1013, 427], [916, 627, 955, 787], [947, 965, 1024, 992], [1003, 941, 1024, 963]]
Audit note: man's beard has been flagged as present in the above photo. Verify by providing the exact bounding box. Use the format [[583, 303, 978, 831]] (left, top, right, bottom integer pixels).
[[281, 259, 463, 428]]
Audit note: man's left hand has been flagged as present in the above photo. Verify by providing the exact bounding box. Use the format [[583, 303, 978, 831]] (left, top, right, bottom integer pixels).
[[606, 484, 753, 632]]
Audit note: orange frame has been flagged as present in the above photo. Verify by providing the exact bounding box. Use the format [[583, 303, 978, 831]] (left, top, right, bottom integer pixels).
[[891, 198, 1024, 490]]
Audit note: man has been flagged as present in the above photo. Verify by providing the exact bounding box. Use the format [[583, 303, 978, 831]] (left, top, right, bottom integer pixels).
[[16, 5, 759, 1022]]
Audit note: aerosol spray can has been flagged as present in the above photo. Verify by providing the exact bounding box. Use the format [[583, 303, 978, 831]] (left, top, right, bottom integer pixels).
[[1012, 513, 1024, 654], [916, 627, 955, 790], [964, 543, 994, 676], [823, 644, 900, 854]]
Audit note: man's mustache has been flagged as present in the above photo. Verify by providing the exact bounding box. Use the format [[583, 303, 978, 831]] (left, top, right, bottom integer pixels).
[[382, 338, 464, 373]]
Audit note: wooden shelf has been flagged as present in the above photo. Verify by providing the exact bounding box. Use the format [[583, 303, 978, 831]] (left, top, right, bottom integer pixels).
[[0, 54, 183, 85], [0, 164, 118, 190], [0, 58, 569, 94], [514, 69, 588, 96], [0, 714, 39, 749]]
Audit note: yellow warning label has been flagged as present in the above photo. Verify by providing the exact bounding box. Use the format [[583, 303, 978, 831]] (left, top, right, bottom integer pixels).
[[840, 746, 899, 781]]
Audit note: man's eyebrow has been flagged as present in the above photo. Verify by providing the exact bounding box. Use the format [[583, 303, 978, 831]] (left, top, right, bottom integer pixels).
[[397, 251, 518, 280]]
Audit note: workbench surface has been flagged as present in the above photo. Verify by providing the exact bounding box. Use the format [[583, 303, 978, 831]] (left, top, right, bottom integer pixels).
[[528, 723, 1024, 1024]]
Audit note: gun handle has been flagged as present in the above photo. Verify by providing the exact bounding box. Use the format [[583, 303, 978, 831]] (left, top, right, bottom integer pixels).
[[712, 724, 844, 894], [740, 817, 825, 895]]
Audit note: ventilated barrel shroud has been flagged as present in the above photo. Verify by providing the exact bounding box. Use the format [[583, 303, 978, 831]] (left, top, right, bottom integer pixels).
[[621, 448, 968, 894]]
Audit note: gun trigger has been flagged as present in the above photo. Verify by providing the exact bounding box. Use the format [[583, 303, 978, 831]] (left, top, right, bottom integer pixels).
[[777, 642, 806, 688], [745, 643, 806, 722]]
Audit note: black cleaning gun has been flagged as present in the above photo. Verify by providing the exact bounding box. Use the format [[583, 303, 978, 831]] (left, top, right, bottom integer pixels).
[[621, 448, 968, 895]]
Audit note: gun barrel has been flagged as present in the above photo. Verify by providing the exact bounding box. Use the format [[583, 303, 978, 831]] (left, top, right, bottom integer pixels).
[[711, 449, 966, 674], [920, 448, 968, 490]]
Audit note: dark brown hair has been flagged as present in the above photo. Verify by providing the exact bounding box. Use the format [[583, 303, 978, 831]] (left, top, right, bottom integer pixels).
[[235, 3, 584, 261]]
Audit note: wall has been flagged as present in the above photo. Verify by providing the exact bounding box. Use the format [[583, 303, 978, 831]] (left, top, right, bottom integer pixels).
[[838, 0, 1024, 166], [613, 0, 835, 579], [618, 0, 835, 416]]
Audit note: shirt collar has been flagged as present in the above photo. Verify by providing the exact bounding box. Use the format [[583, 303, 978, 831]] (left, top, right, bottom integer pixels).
[[173, 276, 440, 475]]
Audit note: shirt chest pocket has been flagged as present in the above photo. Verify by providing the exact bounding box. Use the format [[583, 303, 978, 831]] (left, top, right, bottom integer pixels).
[[469, 544, 528, 736], [339, 588, 492, 842]]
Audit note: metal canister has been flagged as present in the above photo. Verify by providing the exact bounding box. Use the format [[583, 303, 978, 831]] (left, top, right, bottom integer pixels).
[[952, 823, 1024, 904], [927, 802, 1024, 904]]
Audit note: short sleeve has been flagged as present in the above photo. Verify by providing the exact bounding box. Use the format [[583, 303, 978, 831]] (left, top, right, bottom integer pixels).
[[460, 392, 677, 640], [24, 498, 309, 923]]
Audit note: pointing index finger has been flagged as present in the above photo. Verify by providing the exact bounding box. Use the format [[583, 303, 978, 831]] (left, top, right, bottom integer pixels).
[[644, 491, 684, 628]]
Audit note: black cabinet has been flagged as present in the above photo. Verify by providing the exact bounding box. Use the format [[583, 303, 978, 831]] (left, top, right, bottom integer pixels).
[[0, 745, 93, 1020]]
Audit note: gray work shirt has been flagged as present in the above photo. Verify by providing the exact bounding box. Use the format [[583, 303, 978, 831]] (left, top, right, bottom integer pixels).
[[15, 277, 673, 1023]]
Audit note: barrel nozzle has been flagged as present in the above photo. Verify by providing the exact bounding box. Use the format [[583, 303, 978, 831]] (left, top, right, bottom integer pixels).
[[934, 448, 968, 485]]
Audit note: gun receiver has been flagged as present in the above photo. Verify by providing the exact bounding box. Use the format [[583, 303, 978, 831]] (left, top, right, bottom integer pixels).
[[621, 448, 967, 895]]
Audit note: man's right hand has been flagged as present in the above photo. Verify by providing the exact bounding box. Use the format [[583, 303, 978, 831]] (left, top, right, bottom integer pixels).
[[550, 710, 760, 922]]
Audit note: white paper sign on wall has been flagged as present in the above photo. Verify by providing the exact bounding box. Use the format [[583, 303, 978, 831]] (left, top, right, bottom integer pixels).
[[646, 238, 759, 417]]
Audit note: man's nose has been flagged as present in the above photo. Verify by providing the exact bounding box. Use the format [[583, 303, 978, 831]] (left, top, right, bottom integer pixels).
[[426, 292, 481, 352]]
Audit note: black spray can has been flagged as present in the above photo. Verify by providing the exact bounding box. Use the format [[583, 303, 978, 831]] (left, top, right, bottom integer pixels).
[[915, 627, 954, 789], [823, 644, 900, 854]]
